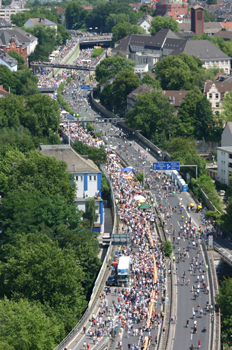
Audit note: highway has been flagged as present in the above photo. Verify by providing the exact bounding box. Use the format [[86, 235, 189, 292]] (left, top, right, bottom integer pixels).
[[59, 74, 211, 350]]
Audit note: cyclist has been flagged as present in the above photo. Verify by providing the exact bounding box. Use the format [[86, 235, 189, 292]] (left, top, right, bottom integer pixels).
[[186, 319, 189, 328], [198, 340, 201, 349]]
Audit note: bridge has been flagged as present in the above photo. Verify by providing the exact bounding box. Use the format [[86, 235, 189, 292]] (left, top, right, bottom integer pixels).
[[31, 62, 96, 74]]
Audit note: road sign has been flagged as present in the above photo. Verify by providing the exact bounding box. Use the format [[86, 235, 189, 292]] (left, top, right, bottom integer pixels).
[[153, 162, 180, 171], [80, 85, 90, 89]]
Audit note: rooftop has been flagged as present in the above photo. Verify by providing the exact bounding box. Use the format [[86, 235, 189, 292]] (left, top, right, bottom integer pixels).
[[40, 144, 100, 174], [217, 146, 232, 153], [204, 80, 232, 94], [0, 49, 17, 66]]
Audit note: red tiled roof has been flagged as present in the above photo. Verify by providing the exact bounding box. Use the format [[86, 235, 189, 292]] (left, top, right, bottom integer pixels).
[[0, 86, 9, 95], [221, 22, 232, 29], [55, 7, 63, 13]]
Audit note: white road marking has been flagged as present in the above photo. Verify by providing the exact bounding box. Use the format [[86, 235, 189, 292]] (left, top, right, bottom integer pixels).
[[177, 221, 180, 226], [187, 252, 189, 259]]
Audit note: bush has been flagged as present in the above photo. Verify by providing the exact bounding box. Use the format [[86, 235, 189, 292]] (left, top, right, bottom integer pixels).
[[66, 77, 72, 84], [136, 172, 143, 183], [94, 131, 101, 138], [91, 48, 104, 57], [57, 92, 78, 116], [163, 241, 173, 256], [57, 82, 65, 92], [205, 210, 220, 221]]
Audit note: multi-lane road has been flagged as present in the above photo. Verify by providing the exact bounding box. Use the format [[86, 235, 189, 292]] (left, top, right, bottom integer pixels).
[[60, 74, 211, 350]]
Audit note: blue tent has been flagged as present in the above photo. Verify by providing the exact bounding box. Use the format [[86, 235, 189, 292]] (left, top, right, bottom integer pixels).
[[121, 167, 132, 172]]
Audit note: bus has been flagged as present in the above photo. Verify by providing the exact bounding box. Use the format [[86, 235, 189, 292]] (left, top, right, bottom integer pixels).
[[117, 256, 131, 286]]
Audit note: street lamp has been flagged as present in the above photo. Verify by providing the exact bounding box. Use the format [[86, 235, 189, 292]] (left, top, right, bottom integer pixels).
[[143, 165, 151, 188]]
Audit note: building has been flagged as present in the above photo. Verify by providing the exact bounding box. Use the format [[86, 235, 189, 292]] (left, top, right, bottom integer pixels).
[[40, 144, 104, 232], [0, 8, 28, 23], [217, 146, 232, 185], [0, 31, 27, 65], [0, 48, 17, 71], [112, 28, 231, 73], [137, 14, 153, 34], [170, 40, 231, 73], [0, 84, 9, 97], [0, 18, 12, 29], [127, 84, 188, 110], [162, 90, 188, 108], [0, 28, 38, 56], [156, 0, 188, 17], [203, 80, 232, 113], [213, 30, 232, 41], [24, 17, 57, 32], [112, 29, 182, 72], [179, 21, 223, 35], [221, 122, 232, 147], [191, 5, 204, 35], [127, 84, 155, 110]]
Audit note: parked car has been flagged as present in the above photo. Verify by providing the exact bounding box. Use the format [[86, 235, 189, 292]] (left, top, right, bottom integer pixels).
[[220, 190, 225, 196], [106, 275, 115, 286]]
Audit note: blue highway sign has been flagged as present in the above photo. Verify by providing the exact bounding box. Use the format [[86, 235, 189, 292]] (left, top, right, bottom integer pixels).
[[80, 85, 90, 89], [153, 162, 180, 171]]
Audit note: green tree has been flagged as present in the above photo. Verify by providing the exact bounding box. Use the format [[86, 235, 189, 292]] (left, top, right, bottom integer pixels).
[[0, 150, 75, 203], [100, 84, 113, 111], [65, 2, 87, 29], [171, 149, 206, 178], [142, 73, 161, 89], [112, 22, 146, 44], [154, 53, 204, 90], [216, 277, 232, 348], [73, 141, 107, 167], [0, 190, 82, 243], [95, 54, 136, 84], [221, 90, 232, 122], [206, 0, 217, 4], [204, 9, 216, 22], [101, 172, 110, 200], [166, 137, 197, 154], [0, 297, 64, 350], [0, 233, 87, 331], [8, 51, 25, 70], [149, 16, 179, 35], [163, 241, 173, 256], [126, 90, 175, 147], [112, 69, 140, 112], [139, 4, 156, 16], [175, 87, 214, 140], [83, 198, 99, 229]]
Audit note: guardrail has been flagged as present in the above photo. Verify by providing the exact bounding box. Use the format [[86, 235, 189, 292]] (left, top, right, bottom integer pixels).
[[201, 240, 215, 350]]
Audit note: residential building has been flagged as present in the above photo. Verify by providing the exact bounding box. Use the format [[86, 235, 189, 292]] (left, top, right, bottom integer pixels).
[[112, 28, 231, 73], [0, 31, 27, 65], [162, 90, 188, 108], [137, 14, 153, 34], [0, 28, 38, 55], [24, 17, 57, 32], [134, 63, 148, 73], [156, 0, 188, 17], [0, 48, 17, 71], [203, 80, 232, 113], [221, 122, 232, 147], [0, 19, 12, 29], [213, 30, 232, 41], [0, 84, 9, 97], [127, 84, 188, 110], [170, 40, 231, 73], [217, 146, 232, 185], [40, 144, 103, 232], [127, 84, 155, 110]]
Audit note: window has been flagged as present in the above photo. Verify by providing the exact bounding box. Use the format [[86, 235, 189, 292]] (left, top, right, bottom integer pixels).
[[216, 102, 219, 108], [89, 175, 92, 181], [215, 93, 219, 99], [94, 175, 96, 181], [80, 176, 83, 181], [76, 176, 78, 181], [209, 93, 212, 98]]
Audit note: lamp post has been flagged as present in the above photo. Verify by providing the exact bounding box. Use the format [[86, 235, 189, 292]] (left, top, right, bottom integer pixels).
[[143, 165, 151, 188]]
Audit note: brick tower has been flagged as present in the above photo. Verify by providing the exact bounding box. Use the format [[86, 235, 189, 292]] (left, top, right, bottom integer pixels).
[[191, 5, 204, 35]]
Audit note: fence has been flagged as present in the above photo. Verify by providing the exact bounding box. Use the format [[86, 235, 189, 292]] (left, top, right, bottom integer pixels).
[[201, 240, 215, 350]]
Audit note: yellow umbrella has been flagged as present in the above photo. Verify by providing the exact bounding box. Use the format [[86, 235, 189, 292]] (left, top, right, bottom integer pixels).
[[198, 205, 202, 210], [190, 203, 195, 207], [127, 176, 132, 179], [139, 199, 146, 203]]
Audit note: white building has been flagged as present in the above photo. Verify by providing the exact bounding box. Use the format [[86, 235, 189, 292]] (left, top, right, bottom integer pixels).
[[203, 80, 232, 113], [0, 48, 17, 71], [217, 146, 232, 185], [40, 145, 104, 233], [137, 14, 153, 34]]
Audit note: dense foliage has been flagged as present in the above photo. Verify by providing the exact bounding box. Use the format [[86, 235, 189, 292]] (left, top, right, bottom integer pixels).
[[112, 22, 146, 44], [95, 54, 136, 84], [0, 65, 39, 96], [73, 140, 107, 167], [149, 16, 179, 35]]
